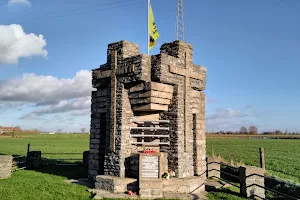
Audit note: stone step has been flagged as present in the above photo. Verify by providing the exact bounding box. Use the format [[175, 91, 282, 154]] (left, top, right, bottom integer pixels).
[[130, 97, 171, 105], [91, 189, 208, 200], [132, 103, 169, 111], [204, 179, 231, 191]]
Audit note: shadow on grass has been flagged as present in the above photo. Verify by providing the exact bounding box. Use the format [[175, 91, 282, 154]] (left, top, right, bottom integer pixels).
[[35, 164, 88, 179], [207, 187, 246, 200], [209, 187, 241, 196], [32, 159, 94, 189], [36, 158, 85, 176], [205, 179, 244, 199]]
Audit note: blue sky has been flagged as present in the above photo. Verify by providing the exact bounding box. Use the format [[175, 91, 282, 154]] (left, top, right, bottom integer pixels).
[[0, 0, 299, 133]]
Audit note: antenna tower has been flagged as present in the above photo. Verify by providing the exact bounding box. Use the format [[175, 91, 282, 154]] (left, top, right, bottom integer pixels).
[[175, 0, 185, 41]]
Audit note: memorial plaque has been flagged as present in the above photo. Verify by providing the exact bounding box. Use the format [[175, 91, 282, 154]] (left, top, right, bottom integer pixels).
[[141, 155, 159, 178]]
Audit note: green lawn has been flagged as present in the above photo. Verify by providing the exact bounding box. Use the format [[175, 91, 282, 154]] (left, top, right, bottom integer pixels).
[[206, 187, 245, 200], [0, 167, 92, 200], [0, 134, 89, 159], [0, 134, 91, 200], [1, 134, 298, 199], [206, 138, 300, 184]]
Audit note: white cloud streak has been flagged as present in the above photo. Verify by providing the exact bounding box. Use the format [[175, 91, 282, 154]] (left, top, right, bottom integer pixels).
[[0, 70, 93, 119], [0, 24, 46, 64], [207, 108, 248, 120], [0, 70, 92, 103], [8, 0, 30, 6]]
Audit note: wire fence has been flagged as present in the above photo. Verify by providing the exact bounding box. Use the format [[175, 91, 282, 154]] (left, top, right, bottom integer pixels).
[[11, 155, 27, 172], [207, 158, 300, 200]]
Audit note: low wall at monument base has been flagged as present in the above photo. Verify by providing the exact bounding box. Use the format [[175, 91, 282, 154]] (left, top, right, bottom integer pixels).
[[0, 155, 13, 179], [161, 175, 206, 194], [207, 157, 265, 199], [95, 174, 206, 198], [95, 175, 138, 193]]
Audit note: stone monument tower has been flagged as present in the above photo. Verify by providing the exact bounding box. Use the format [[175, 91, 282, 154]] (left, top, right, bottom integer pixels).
[[89, 40, 207, 198]]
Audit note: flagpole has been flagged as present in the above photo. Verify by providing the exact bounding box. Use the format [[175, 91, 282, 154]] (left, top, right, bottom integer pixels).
[[147, 0, 150, 55]]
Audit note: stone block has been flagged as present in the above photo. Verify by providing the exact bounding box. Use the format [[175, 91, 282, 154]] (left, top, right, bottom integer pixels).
[[189, 183, 205, 194], [139, 188, 150, 197], [139, 180, 162, 189], [139, 179, 163, 198], [130, 97, 171, 105], [132, 103, 168, 111], [150, 189, 163, 197], [206, 157, 220, 179], [89, 39, 208, 197], [27, 151, 41, 169], [0, 155, 12, 179], [129, 90, 173, 100], [240, 166, 265, 199], [129, 82, 174, 93], [95, 175, 137, 193], [132, 113, 159, 121], [160, 152, 168, 174]]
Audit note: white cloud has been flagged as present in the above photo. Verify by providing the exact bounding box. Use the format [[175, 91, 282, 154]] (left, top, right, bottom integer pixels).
[[0, 70, 92, 103], [32, 97, 91, 116], [0, 70, 93, 120], [245, 104, 254, 109], [71, 109, 91, 116], [0, 102, 24, 112], [205, 97, 216, 104], [206, 106, 261, 132], [0, 70, 94, 132], [207, 108, 247, 120], [0, 24, 47, 64], [206, 118, 255, 132], [8, 0, 30, 6]]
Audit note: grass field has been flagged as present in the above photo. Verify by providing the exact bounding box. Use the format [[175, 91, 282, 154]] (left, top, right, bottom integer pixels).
[[0, 134, 91, 200], [206, 138, 300, 184], [2, 134, 299, 199], [0, 134, 89, 158], [0, 134, 246, 200]]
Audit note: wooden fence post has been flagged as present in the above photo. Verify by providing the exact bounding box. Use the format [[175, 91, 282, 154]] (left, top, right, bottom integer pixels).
[[239, 166, 247, 197], [26, 143, 30, 168], [259, 147, 265, 170], [212, 145, 214, 157], [228, 145, 231, 164]]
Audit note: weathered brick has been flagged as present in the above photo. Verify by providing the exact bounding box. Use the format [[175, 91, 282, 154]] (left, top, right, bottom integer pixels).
[[89, 40, 207, 197], [0, 156, 12, 179]]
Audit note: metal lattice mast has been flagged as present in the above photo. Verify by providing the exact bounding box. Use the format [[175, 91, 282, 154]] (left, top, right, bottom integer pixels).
[[175, 0, 185, 41]]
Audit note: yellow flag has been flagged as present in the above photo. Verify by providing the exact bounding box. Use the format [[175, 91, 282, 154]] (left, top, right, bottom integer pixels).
[[149, 3, 159, 50]]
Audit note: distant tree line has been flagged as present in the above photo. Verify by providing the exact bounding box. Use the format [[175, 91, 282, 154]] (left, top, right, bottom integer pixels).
[[206, 126, 259, 135], [206, 126, 300, 135], [261, 129, 300, 135], [54, 128, 89, 134]]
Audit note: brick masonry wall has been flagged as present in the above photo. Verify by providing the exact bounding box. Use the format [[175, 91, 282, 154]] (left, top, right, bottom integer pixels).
[[192, 91, 206, 175], [152, 41, 207, 178], [159, 84, 179, 174], [206, 157, 221, 179], [90, 39, 207, 182], [119, 87, 135, 178], [0, 155, 12, 179], [89, 88, 109, 179]]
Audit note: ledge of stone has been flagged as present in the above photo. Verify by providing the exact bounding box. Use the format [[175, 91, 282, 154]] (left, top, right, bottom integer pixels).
[[91, 189, 208, 200]]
